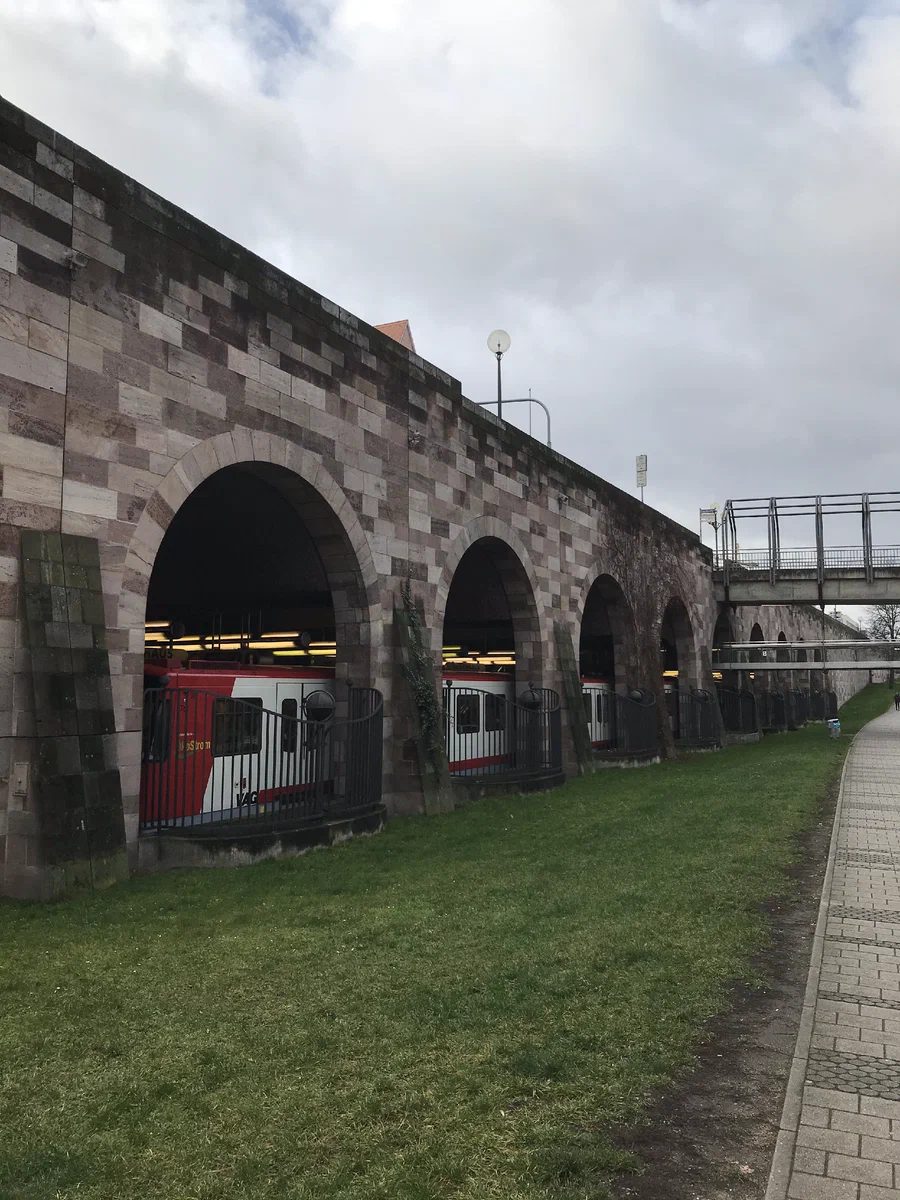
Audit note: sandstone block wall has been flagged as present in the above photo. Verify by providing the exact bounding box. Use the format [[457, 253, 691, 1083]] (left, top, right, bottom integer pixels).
[[0, 97, 874, 898]]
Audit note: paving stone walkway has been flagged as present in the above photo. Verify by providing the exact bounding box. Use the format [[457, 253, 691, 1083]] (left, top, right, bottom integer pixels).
[[768, 707, 900, 1200]]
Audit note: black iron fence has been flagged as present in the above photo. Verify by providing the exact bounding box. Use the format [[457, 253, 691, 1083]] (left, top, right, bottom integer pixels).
[[756, 689, 787, 732], [717, 686, 757, 734], [594, 689, 658, 759], [140, 686, 384, 835], [671, 687, 719, 747], [443, 683, 562, 783], [787, 688, 810, 728]]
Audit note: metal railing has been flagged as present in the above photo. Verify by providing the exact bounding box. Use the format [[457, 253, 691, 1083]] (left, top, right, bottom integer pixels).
[[443, 683, 562, 783], [139, 686, 384, 834], [716, 686, 757, 734], [720, 547, 900, 572], [787, 689, 810, 728], [669, 688, 720, 747], [756, 690, 787, 732], [719, 493, 900, 591], [594, 689, 658, 759]]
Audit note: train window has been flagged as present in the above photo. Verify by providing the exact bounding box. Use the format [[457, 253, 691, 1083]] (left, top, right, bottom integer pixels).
[[456, 693, 480, 734], [142, 695, 171, 764], [582, 690, 592, 719], [596, 693, 605, 722], [281, 698, 298, 754], [485, 693, 506, 732], [213, 697, 263, 757]]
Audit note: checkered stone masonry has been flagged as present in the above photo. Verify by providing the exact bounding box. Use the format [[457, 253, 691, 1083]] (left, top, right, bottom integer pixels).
[[0, 96, 874, 898]]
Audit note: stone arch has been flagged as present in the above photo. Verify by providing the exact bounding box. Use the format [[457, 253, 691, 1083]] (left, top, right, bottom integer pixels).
[[749, 621, 765, 665], [660, 595, 699, 689], [713, 606, 739, 688], [434, 517, 545, 684], [577, 571, 637, 692], [117, 431, 380, 724], [776, 630, 791, 664]]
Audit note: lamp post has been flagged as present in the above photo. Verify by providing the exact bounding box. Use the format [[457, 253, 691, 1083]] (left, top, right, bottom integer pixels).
[[487, 330, 510, 422], [700, 505, 721, 568]]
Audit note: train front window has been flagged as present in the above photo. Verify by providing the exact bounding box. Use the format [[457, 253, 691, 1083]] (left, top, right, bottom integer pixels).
[[456, 694, 480, 734], [281, 698, 298, 754], [213, 697, 263, 757], [484, 693, 505, 732]]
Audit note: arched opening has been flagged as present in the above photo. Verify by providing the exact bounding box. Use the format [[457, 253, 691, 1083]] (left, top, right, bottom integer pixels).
[[748, 623, 765, 683], [712, 607, 737, 689], [776, 631, 790, 663], [579, 574, 634, 692], [139, 462, 380, 835], [660, 597, 697, 686], [660, 596, 697, 739], [145, 463, 370, 679], [441, 537, 559, 783], [441, 537, 540, 683]]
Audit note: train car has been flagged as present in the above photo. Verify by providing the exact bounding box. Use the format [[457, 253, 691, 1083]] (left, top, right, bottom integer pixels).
[[443, 671, 614, 771], [442, 672, 515, 775], [140, 662, 336, 827], [580, 676, 614, 749]]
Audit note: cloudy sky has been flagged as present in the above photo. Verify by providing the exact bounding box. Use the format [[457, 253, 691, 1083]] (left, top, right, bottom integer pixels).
[[1, 0, 898, 561]]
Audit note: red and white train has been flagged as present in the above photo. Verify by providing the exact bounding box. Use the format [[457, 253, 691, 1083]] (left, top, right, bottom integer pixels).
[[140, 662, 336, 827], [441, 671, 613, 774], [140, 660, 617, 821]]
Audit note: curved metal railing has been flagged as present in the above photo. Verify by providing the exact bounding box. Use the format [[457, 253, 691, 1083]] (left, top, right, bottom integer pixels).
[[594, 689, 658, 760], [716, 686, 757, 734], [442, 683, 562, 783], [671, 687, 720, 747], [139, 686, 383, 834]]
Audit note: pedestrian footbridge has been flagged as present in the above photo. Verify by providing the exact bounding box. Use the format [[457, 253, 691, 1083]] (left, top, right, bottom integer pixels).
[[713, 493, 900, 605]]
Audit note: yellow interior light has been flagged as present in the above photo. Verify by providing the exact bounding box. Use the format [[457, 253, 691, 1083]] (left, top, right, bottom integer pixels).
[[248, 640, 302, 650], [145, 621, 170, 630]]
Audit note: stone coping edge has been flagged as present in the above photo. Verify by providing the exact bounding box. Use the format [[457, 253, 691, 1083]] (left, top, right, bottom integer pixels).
[[763, 723, 861, 1200]]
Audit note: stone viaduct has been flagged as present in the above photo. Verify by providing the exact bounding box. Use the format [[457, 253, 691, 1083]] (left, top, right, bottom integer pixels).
[[0, 98, 870, 899]]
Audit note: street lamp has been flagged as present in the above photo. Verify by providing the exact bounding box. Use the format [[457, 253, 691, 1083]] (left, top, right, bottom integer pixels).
[[700, 504, 722, 567], [487, 329, 510, 421]]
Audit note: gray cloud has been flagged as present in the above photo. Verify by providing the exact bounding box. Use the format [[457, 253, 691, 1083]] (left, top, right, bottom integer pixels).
[[2, 0, 899, 549]]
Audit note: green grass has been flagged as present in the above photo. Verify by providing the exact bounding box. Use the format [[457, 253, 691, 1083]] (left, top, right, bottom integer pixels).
[[0, 685, 891, 1200]]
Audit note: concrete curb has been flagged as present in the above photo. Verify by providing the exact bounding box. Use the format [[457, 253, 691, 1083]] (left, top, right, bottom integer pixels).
[[763, 726, 861, 1200]]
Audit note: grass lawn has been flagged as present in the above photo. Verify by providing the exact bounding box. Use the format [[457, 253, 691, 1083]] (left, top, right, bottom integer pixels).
[[0, 685, 892, 1200]]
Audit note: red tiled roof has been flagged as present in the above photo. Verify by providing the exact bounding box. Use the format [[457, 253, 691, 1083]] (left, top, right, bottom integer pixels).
[[375, 320, 416, 353]]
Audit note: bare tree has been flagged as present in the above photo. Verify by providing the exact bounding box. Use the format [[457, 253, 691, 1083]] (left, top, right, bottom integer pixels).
[[866, 604, 900, 686]]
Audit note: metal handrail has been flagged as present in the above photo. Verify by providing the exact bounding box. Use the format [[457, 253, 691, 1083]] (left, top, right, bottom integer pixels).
[[475, 396, 552, 448]]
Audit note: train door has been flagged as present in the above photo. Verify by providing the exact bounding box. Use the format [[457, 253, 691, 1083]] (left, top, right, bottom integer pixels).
[[275, 680, 307, 798], [595, 684, 613, 748], [209, 678, 276, 816], [448, 687, 482, 771], [664, 680, 679, 739], [582, 687, 597, 745]]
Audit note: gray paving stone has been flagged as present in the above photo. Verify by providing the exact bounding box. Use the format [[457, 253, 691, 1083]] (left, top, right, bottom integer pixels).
[[777, 710, 900, 1200]]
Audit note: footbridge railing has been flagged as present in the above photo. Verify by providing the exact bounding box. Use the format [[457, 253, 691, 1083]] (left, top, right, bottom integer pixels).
[[716, 493, 900, 604]]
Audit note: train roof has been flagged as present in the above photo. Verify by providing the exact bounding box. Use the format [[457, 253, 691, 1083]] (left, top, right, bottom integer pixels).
[[145, 658, 335, 683]]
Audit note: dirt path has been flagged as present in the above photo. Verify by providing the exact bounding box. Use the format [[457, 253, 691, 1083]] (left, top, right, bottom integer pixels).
[[611, 780, 837, 1199]]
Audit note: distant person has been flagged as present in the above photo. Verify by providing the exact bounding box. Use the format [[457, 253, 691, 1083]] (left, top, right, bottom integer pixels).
[[894, 692, 900, 711]]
